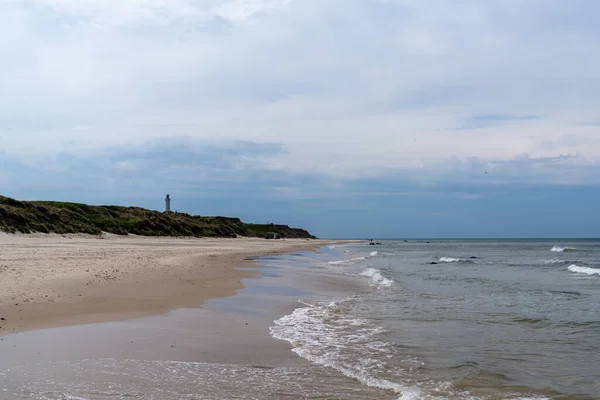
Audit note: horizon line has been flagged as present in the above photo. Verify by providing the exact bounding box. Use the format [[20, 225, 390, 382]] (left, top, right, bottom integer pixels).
[[324, 237, 600, 241]]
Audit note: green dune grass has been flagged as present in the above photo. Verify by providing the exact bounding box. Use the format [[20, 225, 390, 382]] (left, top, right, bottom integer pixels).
[[0, 196, 316, 239]]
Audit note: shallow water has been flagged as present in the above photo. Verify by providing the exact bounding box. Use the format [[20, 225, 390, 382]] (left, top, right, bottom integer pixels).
[[0, 358, 395, 400], [270, 240, 600, 399]]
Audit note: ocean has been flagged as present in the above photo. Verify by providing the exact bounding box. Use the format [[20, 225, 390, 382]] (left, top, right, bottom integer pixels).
[[1, 240, 598, 399], [269, 240, 600, 399]]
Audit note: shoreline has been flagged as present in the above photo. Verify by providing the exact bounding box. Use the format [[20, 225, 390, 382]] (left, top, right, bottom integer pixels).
[[0, 232, 349, 336]]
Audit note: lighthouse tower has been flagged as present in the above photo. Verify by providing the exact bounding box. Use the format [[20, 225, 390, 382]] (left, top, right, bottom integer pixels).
[[165, 194, 171, 212]]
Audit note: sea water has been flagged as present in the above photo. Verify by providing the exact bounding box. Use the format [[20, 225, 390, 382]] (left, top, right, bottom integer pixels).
[[270, 240, 600, 399]]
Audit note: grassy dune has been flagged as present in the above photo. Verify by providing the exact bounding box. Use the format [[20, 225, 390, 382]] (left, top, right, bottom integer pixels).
[[0, 196, 316, 239]]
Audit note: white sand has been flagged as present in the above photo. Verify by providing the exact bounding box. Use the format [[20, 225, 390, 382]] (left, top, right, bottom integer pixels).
[[0, 232, 337, 335]]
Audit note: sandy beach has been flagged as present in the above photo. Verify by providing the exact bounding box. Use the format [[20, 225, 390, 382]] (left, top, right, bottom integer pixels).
[[0, 232, 338, 335], [0, 242, 394, 400]]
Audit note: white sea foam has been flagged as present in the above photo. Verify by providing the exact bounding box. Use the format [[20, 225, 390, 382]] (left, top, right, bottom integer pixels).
[[360, 268, 394, 288], [3, 357, 405, 400], [327, 244, 350, 249], [270, 301, 426, 400], [270, 299, 539, 400], [439, 257, 463, 263], [568, 265, 600, 276], [541, 259, 563, 264], [516, 398, 551, 400], [551, 246, 577, 252], [328, 251, 378, 265], [397, 390, 423, 400], [328, 256, 366, 265]]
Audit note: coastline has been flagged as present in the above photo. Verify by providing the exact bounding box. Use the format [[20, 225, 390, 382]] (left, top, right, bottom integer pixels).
[[0, 232, 348, 335], [0, 242, 397, 400]]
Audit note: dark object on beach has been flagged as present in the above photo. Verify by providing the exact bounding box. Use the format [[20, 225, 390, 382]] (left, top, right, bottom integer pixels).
[[369, 242, 375, 245], [264, 232, 281, 240], [0, 317, 5, 320]]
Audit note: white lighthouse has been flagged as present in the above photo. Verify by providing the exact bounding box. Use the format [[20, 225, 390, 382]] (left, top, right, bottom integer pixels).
[[165, 194, 171, 212]]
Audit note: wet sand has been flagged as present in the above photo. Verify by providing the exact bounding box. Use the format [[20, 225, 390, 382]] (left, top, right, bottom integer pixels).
[[0, 232, 341, 335]]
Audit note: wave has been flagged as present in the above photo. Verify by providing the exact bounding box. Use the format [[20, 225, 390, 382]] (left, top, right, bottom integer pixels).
[[270, 301, 425, 400], [2, 357, 411, 400], [513, 397, 551, 400], [551, 246, 577, 252], [270, 301, 512, 400], [327, 244, 350, 249], [568, 264, 600, 276], [549, 290, 582, 299], [541, 259, 564, 264], [328, 251, 378, 266], [439, 257, 464, 263], [360, 268, 394, 288], [511, 317, 549, 325], [328, 256, 366, 265]]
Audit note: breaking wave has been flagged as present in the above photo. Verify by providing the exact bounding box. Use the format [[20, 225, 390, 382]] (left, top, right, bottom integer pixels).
[[270, 300, 425, 400], [440, 257, 464, 263], [568, 265, 600, 276], [327, 244, 351, 250], [551, 246, 577, 253], [328, 251, 378, 266], [270, 301, 542, 400], [360, 268, 394, 288], [328, 256, 366, 265]]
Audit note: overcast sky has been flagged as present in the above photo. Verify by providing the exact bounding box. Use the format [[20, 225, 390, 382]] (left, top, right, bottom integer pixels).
[[1, 0, 599, 238]]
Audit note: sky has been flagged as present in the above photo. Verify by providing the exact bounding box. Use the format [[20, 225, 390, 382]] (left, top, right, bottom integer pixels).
[[1, 0, 600, 239]]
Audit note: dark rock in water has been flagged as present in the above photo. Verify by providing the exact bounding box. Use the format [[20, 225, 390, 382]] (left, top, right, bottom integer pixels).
[[429, 262, 438, 265], [469, 256, 478, 259], [368, 242, 375, 245]]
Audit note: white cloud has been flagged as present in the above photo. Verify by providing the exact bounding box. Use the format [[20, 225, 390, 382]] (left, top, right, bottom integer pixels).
[[1, 0, 600, 184]]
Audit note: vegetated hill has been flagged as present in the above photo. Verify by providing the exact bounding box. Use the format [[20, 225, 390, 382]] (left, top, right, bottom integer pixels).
[[0, 196, 316, 239]]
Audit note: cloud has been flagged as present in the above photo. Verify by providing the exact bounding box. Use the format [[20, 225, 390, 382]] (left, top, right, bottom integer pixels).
[[457, 114, 540, 130], [581, 120, 600, 127], [1, 0, 600, 187]]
